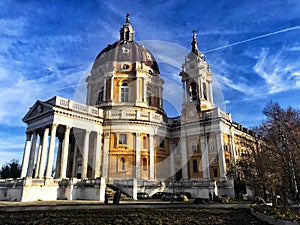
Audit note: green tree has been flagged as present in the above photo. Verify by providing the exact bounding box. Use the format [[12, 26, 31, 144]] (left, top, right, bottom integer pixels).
[[0, 160, 21, 179]]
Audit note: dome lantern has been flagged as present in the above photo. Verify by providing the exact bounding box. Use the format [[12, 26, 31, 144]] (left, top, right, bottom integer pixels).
[[120, 13, 134, 42]]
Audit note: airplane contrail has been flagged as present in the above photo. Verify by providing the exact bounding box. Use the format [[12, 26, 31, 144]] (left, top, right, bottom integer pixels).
[[203, 25, 300, 53]]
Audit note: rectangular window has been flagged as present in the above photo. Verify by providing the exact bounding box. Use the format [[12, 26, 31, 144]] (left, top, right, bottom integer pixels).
[[191, 141, 197, 152], [119, 134, 127, 145], [120, 83, 129, 102], [209, 138, 216, 151]]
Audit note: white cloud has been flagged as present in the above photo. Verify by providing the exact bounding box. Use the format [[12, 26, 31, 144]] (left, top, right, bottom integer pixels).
[[254, 47, 300, 94], [0, 134, 24, 168], [0, 17, 27, 37]]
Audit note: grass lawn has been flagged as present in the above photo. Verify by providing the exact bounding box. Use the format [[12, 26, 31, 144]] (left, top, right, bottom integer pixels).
[[0, 207, 269, 225]]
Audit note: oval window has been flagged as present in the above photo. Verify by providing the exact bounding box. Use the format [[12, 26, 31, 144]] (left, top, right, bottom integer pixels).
[[122, 64, 130, 70]]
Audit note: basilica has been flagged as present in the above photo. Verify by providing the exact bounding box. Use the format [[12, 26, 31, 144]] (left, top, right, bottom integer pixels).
[[0, 15, 258, 202]]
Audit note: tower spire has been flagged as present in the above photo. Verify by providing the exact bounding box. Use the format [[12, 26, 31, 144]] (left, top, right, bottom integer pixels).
[[191, 30, 199, 54], [120, 13, 135, 42]]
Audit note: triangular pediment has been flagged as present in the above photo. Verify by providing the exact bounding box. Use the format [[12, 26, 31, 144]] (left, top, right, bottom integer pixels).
[[22, 100, 54, 123]]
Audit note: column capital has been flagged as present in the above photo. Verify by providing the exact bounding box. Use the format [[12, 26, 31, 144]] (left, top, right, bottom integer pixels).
[[136, 132, 141, 137], [104, 132, 110, 137], [25, 132, 32, 140], [52, 123, 58, 128], [85, 130, 91, 134]]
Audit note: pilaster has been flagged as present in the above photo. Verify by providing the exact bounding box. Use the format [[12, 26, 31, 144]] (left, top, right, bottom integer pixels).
[[180, 136, 188, 179], [102, 132, 110, 178], [200, 134, 210, 179], [93, 131, 102, 178], [216, 131, 226, 180], [135, 133, 141, 179], [149, 134, 154, 180]]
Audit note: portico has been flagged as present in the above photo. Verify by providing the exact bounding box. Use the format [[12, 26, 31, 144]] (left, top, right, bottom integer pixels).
[[21, 96, 104, 181]]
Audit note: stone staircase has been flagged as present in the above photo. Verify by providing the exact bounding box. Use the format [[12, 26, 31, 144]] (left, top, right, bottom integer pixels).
[[105, 184, 132, 201]]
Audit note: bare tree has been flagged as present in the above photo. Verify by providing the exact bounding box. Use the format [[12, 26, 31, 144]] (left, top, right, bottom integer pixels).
[[237, 101, 300, 204]]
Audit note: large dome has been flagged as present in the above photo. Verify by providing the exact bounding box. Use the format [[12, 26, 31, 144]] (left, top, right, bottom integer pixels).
[[92, 40, 160, 73], [91, 14, 159, 75]]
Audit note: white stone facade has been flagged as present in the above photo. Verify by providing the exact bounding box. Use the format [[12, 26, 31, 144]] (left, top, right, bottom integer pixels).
[[0, 16, 258, 202]]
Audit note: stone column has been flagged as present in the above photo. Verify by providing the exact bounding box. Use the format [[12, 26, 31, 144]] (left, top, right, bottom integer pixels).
[[200, 135, 210, 179], [93, 131, 102, 178], [216, 132, 226, 180], [158, 87, 162, 107], [149, 134, 154, 180], [143, 78, 146, 102], [135, 78, 139, 103], [20, 132, 32, 178], [200, 76, 204, 99], [60, 126, 71, 178], [180, 136, 188, 179], [34, 135, 43, 178], [37, 128, 49, 178], [135, 133, 141, 179], [27, 131, 38, 177], [103, 78, 107, 101], [230, 127, 237, 165], [110, 76, 114, 101], [81, 130, 90, 179], [86, 83, 91, 105], [209, 80, 213, 103], [55, 137, 63, 178], [45, 124, 57, 178], [182, 81, 186, 103], [102, 132, 110, 178], [71, 145, 78, 177], [197, 76, 201, 100]]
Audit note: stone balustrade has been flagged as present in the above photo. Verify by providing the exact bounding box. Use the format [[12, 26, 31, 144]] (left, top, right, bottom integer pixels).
[[104, 109, 164, 123], [53, 96, 103, 118]]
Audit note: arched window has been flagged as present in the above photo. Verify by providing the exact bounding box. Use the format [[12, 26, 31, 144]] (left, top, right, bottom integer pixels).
[[142, 158, 147, 171], [120, 157, 125, 171], [189, 82, 198, 101], [147, 87, 152, 106], [193, 159, 198, 172], [120, 82, 129, 102], [203, 82, 207, 100], [97, 87, 104, 104]]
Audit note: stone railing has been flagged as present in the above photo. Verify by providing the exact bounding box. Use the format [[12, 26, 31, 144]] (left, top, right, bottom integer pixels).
[[113, 179, 162, 188], [105, 109, 164, 123], [165, 180, 216, 189], [73, 178, 103, 188], [0, 178, 25, 187], [51, 96, 103, 118]]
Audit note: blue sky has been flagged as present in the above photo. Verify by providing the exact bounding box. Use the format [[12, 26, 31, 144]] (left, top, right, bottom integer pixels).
[[1, 0, 300, 167]]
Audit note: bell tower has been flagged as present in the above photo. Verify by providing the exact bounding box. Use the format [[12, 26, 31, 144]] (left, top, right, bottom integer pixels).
[[180, 30, 214, 111]]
